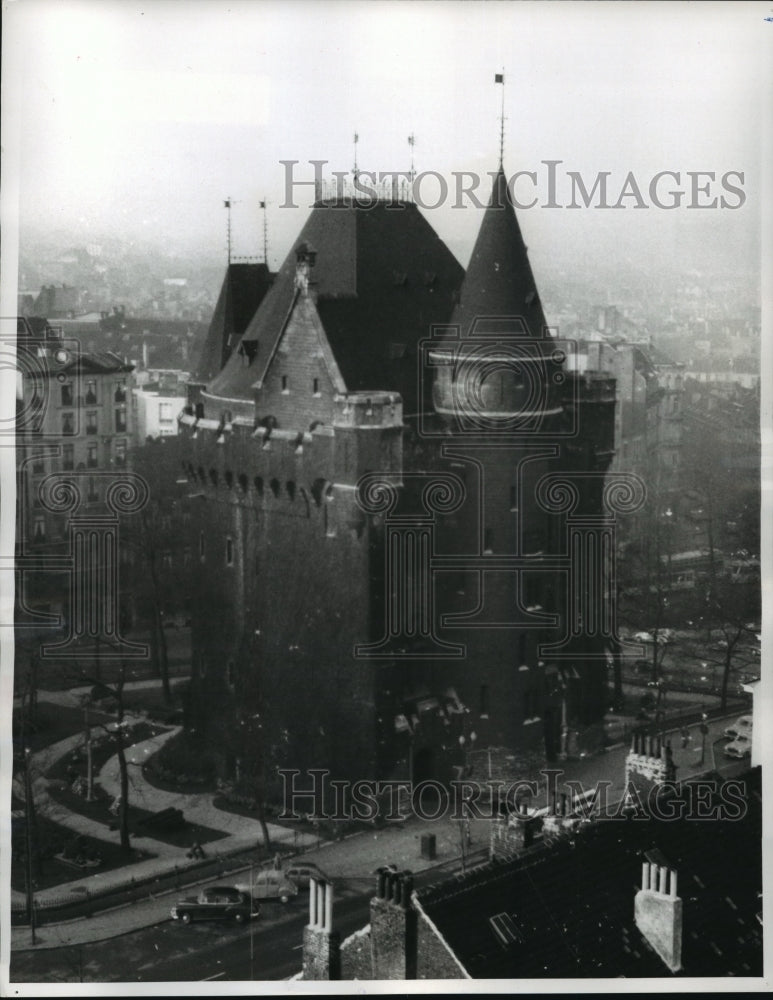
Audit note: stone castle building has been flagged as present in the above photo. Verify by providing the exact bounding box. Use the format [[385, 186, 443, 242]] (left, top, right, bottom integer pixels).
[[176, 165, 620, 798]]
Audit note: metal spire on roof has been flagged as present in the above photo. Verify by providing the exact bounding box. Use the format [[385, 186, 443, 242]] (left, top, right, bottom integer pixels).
[[224, 197, 233, 265], [260, 198, 268, 265], [353, 131, 359, 183], [408, 133, 416, 202], [495, 71, 506, 167]]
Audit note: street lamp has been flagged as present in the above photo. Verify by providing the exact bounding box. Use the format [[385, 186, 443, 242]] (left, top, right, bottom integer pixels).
[[699, 712, 709, 767]]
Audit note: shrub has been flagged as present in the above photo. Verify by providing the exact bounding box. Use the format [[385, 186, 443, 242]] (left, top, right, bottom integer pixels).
[[145, 730, 216, 788]]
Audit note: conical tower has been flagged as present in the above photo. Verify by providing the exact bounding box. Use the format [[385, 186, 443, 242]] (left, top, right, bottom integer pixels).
[[451, 165, 548, 341], [431, 166, 563, 435]]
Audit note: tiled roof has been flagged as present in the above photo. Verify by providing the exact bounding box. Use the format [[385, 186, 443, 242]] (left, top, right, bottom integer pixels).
[[419, 768, 762, 978], [206, 201, 463, 413], [194, 263, 273, 382], [449, 166, 548, 341]]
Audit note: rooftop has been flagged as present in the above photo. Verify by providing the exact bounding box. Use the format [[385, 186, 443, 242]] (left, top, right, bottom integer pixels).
[[418, 768, 762, 978]]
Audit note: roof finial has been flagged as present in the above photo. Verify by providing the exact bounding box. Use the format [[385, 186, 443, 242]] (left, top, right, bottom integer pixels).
[[353, 130, 359, 183], [259, 198, 268, 265], [408, 133, 416, 203], [224, 197, 232, 265], [495, 70, 506, 167]]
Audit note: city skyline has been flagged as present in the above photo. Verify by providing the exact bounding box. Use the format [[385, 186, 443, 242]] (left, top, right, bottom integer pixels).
[[3, 1, 767, 281]]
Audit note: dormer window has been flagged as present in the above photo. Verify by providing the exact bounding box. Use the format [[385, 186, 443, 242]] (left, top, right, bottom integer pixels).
[[281, 376, 289, 394], [239, 340, 259, 364], [294, 242, 317, 295]]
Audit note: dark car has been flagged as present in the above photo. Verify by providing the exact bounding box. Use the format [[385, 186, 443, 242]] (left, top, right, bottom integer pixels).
[[284, 863, 328, 889], [170, 885, 259, 925]]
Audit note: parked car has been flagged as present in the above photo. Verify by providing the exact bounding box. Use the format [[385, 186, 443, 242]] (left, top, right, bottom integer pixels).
[[724, 735, 752, 760], [284, 863, 328, 889], [234, 869, 299, 903], [724, 715, 753, 740], [170, 885, 258, 924]]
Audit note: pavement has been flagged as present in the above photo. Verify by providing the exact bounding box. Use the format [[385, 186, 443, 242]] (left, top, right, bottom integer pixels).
[[10, 686, 749, 954]]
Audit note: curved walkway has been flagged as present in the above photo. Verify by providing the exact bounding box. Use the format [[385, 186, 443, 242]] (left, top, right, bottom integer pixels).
[[12, 722, 317, 916]]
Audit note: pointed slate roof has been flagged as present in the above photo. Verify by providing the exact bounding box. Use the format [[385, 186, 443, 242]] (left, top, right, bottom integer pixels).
[[451, 166, 548, 340], [206, 200, 463, 412], [195, 263, 273, 383]]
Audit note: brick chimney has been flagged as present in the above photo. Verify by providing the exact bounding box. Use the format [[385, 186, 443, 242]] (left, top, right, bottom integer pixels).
[[302, 877, 340, 980], [542, 790, 584, 842], [490, 799, 538, 859], [634, 860, 683, 972], [625, 732, 676, 799], [370, 868, 416, 979]]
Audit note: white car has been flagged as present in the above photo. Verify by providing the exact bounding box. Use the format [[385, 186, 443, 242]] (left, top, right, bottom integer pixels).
[[724, 735, 752, 759], [724, 715, 753, 740]]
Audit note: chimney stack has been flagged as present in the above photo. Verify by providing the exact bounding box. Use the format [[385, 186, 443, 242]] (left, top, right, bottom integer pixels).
[[370, 869, 417, 979], [490, 800, 538, 859], [626, 732, 676, 796], [302, 877, 340, 980], [634, 861, 682, 972]]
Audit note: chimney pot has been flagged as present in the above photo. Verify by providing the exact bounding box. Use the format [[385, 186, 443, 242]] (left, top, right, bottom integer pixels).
[[670, 870, 678, 898], [659, 866, 668, 894], [642, 861, 650, 891], [324, 882, 333, 930]]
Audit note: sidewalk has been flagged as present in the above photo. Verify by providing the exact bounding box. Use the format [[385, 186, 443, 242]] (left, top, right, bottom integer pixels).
[[11, 707, 744, 953]]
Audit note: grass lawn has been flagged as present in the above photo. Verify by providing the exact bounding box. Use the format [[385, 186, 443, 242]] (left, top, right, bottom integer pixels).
[[16, 629, 192, 692], [45, 722, 169, 783], [45, 783, 227, 849], [42, 721, 227, 849], [13, 703, 117, 756], [10, 813, 155, 894]]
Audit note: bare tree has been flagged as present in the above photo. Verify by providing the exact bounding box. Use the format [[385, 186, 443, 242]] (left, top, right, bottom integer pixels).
[[78, 662, 133, 854]]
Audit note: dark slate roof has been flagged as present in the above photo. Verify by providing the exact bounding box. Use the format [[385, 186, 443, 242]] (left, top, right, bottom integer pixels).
[[194, 263, 273, 383], [449, 166, 549, 341], [61, 351, 134, 375], [419, 769, 762, 979], [207, 200, 463, 414]]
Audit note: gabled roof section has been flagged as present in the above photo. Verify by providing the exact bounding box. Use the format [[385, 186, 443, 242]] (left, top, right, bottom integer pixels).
[[195, 263, 273, 383], [207, 201, 463, 409], [451, 166, 548, 340]]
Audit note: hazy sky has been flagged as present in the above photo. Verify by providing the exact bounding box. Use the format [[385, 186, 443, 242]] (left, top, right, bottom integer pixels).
[[3, 0, 770, 277]]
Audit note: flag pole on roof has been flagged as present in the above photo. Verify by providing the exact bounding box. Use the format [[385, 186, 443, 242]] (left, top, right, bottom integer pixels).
[[495, 70, 506, 166], [260, 198, 268, 266], [408, 133, 416, 202], [224, 197, 232, 265]]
